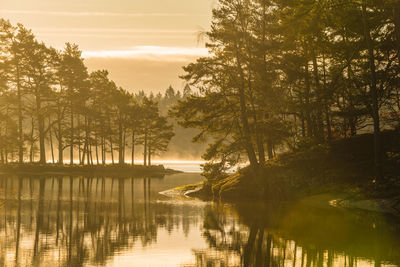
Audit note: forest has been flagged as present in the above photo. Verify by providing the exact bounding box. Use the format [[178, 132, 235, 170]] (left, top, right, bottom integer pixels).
[[0, 19, 194, 166], [2, 1, 400, 266], [1, 0, 400, 182], [172, 0, 400, 183]]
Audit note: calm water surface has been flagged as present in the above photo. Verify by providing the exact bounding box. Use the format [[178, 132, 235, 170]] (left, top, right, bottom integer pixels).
[[0, 169, 399, 266]]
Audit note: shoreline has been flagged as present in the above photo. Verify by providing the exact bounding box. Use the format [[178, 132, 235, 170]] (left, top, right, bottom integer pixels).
[[167, 181, 400, 217], [0, 163, 182, 177], [166, 132, 400, 216]]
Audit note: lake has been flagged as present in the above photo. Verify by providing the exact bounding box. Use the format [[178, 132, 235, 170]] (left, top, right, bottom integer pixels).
[[0, 171, 399, 267]]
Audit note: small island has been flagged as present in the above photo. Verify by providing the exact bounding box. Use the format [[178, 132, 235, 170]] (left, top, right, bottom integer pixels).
[[0, 163, 180, 177]]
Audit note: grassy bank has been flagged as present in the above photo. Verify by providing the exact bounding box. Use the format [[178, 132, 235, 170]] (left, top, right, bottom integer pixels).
[[0, 163, 181, 177], [181, 131, 400, 213]]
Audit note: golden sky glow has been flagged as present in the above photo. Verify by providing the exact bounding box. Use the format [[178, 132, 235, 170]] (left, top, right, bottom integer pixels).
[[82, 46, 208, 60], [0, 0, 214, 92]]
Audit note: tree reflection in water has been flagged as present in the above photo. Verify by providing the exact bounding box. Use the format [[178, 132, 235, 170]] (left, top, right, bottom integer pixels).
[[0, 175, 399, 267], [190, 201, 400, 267], [0, 175, 204, 267]]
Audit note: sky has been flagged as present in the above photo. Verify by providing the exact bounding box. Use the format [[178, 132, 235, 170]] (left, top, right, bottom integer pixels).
[[0, 0, 215, 93]]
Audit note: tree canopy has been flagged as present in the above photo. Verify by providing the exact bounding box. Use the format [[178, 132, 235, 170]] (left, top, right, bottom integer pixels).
[[0, 19, 175, 166], [172, 0, 400, 178]]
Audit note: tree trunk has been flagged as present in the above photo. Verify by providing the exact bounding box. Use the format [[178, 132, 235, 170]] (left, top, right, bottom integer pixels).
[[95, 132, 99, 165], [81, 116, 86, 165], [35, 88, 46, 164], [101, 136, 105, 164], [131, 131, 135, 166], [101, 124, 105, 165], [322, 54, 332, 141], [362, 1, 383, 180], [260, 1, 269, 165], [312, 55, 324, 141], [89, 144, 93, 165], [267, 139, 273, 160], [123, 129, 126, 164], [70, 102, 74, 165], [237, 88, 259, 168], [81, 141, 86, 165], [143, 129, 147, 166], [109, 118, 114, 165], [304, 61, 313, 138], [49, 116, 55, 164], [110, 137, 114, 164], [16, 65, 23, 164], [148, 133, 151, 166], [30, 117, 34, 163], [87, 117, 92, 165], [4, 112, 8, 164], [350, 118, 357, 136], [118, 117, 123, 165], [78, 115, 82, 164], [233, 42, 259, 168], [86, 116, 91, 165], [243, 42, 265, 165], [57, 101, 63, 165], [299, 97, 306, 137]]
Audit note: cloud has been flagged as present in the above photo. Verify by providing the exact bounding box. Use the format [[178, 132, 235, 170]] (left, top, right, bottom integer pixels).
[[33, 28, 196, 34], [36, 33, 194, 40], [82, 46, 208, 61], [0, 9, 188, 17], [32, 28, 199, 39]]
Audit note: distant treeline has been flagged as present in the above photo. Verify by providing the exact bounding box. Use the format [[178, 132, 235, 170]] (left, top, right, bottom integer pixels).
[[0, 19, 177, 165], [172, 0, 400, 180], [150, 85, 208, 160]]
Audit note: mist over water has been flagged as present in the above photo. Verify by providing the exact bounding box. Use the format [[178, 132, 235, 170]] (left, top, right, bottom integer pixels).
[[158, 161, 204, 173]]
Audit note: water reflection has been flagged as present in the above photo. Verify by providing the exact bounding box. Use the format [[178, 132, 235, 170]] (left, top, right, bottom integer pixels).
[[192, 202, 400, 267], [0, 174, 399, 267], [0, 174, 206, 267]]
